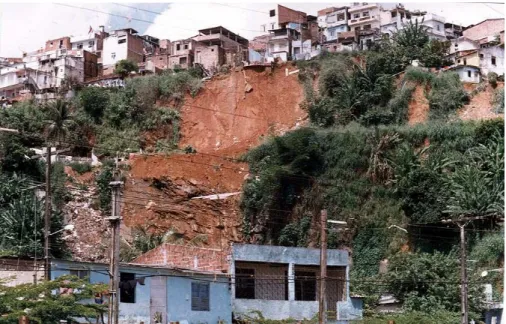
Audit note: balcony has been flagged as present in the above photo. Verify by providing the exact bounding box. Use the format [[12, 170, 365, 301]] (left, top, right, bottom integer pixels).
[[348, 16, 379, 26], [348, 4, 378, 13]]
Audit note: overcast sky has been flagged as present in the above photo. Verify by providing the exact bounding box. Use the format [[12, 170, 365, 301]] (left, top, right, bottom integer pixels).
[[0, 1, 504, 57]]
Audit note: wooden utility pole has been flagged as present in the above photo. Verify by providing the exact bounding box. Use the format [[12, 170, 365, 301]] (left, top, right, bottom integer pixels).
[[458, 221, 469, 324], [319, 209, 328, 324], [106, 181, 123, 324], [44, 145, 51, 281]]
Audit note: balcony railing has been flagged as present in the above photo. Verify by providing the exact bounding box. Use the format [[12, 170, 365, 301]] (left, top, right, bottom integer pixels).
[[349, 16, 378, 26]]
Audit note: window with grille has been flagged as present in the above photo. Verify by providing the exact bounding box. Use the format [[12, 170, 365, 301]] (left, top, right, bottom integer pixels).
[[236, 268, 255, 299], [191, 282, 210, 311], [295, 271, 316, 301], [70, 270, 90, 281]]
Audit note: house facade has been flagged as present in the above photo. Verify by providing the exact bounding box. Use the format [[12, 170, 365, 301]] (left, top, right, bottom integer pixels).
[[230, 244, 362, 322], [51, 259, 232, 324], [102, 28, 144, 75]]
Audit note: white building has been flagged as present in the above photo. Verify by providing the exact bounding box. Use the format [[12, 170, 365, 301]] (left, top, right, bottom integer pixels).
[[102, 28, 144, 74], [324, 7, 349, 42], [479, 45, 504, 76], [348, 3, 381, 33], [450, 37, 480, 54], [409, 13, 447, 40]]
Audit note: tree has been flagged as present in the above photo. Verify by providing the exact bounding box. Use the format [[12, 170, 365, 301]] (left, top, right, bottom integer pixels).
[[114, 59, 139, 77], [383, 251, 483, 316], [44, 99, 74, 147], [394, 19, 429, 50], [0, 275, 107, 323], [78, 87, 110, 123]]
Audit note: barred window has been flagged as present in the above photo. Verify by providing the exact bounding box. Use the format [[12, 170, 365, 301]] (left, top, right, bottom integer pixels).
[[191, 282, 210, 311], [236, 268, 255, 299], [295, 271, 316, 301]]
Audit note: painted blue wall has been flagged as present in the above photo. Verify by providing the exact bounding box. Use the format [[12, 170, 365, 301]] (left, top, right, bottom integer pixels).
[[51, 260, 232, 324], [167, 276, 232, 324], [51, 261, 151, 323]]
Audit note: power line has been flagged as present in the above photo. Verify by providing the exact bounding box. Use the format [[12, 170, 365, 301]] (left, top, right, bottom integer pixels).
[[211, 3, 269, 15], [482, 3, 505, 15]]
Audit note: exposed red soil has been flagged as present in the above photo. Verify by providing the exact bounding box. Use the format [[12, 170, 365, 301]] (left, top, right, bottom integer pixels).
[[459, 82, 504, 121], [179, 65, 306, 155], [408, 85, 430, 125]]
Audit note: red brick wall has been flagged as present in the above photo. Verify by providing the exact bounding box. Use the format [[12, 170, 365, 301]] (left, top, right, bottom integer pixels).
[[133, 244, 229, 273], [463, 19, 505, 41], [126, 34, 144, 64], [45, 37, 71, 52], [278, 4, 306, 24], [83, 51, 98, 80], [147, 53, 170, 70]]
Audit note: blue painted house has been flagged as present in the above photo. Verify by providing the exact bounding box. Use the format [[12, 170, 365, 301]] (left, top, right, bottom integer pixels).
[[51, 259, 232, 324]]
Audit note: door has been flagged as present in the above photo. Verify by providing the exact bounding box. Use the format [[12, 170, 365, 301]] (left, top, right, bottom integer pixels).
[[150, 276, 167, 324]]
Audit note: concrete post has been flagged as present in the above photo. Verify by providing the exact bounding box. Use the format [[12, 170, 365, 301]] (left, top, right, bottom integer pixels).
[[230, 251, 236, 300], [288, 263, 295, 301]]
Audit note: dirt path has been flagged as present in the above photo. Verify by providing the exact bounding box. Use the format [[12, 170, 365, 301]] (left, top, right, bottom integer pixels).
[[408, 85, 430, 125]]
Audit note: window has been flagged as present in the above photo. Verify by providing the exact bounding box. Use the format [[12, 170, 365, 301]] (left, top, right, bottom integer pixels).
[[50, 42, 53, 46], [364, 24, 371, 30], [479, 54, 484, 59], [269, 9, 275, 17], [236, 268, 255, 299], [176, 44, 181, 51], [159, 57, 163, 60], [391, 11, 397, 18], [355, 27, 360, 31], [211, 48, 214, 52], [353, 13, 360, 19], [191, 282, 210, 311], [457, 59, 461, 63], [119, 272, 136, 303], [118, 39, 126, 44], [59, 40, 63, 48], [437, 24, 440, 31], [492, 56, 496, 65], [111, 52, 116, 59], [184, 44, 188, 50], [295, 272, 316, 301], [337, 13, 345, 21], [179, 57, 187, 64], [77, 44, 83, 49], [362, 11, 369, 17], [463, 58, 467, 65], [330, 30, 335, 37], [88, 41, 94, 47]]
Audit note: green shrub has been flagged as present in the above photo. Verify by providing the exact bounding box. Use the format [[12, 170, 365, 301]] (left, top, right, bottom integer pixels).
[[488, 72, 499, 88], [114, 59, 139, 77], [492, 88, 504, 113], [96, 163, 114, 213], [403, 67, 435, 85], [78, 87, 110, 123], [428, 72, 469, 119], [359, 311, 460, 324], [69, 161, 92, 174]]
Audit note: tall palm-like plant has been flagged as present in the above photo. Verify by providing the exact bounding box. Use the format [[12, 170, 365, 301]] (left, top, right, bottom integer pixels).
[[45, 99, 74, 147], [394, 18, 430, 49]]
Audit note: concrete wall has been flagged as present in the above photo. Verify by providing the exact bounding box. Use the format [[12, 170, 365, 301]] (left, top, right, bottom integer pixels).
[[103, 34, 128, 67], [480, 45, 505, 76], [234, 300, 319, 320], [232, 244, 348, 266], [455, 52, 480, 67], [167, 276, 232, 324], [450, 38, 479, 54]]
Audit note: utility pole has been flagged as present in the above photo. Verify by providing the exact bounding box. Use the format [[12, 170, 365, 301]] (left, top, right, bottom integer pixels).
[[44, 144, 51, 281], [106, 180, 123, 324], [319, 209, 328, 324], [458, 221, 469, 324]]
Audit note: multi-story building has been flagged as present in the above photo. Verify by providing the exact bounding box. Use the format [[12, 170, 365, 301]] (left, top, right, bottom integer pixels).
[[317, 7, 339, 29], [102, 28, 144, 75], [347, 3, 381, 33], [169, 38, 196, 70], [264, 5, 319, 61], [323, 7, 349, 42], [70, 26, 109, 64], [192, 26, 249, 71]]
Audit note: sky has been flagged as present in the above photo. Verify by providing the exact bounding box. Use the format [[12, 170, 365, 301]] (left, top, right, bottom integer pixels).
[[0, 1, 504, 57]]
